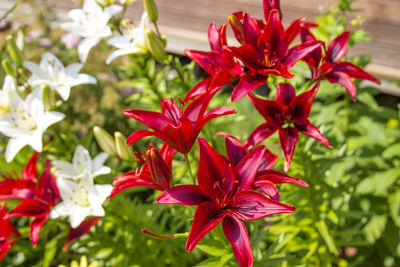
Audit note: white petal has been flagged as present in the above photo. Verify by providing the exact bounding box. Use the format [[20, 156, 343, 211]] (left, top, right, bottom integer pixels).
[[26, 132, 43, 152], [70, 207, 91, 228], [106, 48, 137, 64], [107, 35, 131, 48], [52, 161, 76, 179], [93, 153, 109, 173], [56, 177, 79, 201], [23, 61, 48, 79], [69, 74, 97, 87], [104, 5, 123, 18], [56, 86, 71, 101], [94, 184, 113, 200], [73, 145, 93, 174], [5, 138, 28, 162], [65, 63, 83, 76], [77, 38, 99, 62], [42, 111, 64, 128], [50, 202, 70, 218]]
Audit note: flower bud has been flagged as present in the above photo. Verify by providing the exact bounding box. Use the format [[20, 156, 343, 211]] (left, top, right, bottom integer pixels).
[[114, 131, 133, 161], [96, 0, 115, 6], [144, 29, 165, 61], [41, 85, 56, 111], [6, 35, 23, 66], [1, 59, 16, 78], [147, 145, 172, 189], [143, 0, 158, 23], [93, 126, 118, 157]]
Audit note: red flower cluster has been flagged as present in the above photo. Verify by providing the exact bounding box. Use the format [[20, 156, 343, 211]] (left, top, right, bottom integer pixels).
[[115, 0, 380, 266], [0, 153, 103, 258]]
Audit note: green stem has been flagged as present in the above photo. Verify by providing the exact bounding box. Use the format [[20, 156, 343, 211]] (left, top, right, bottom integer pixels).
[[184, 153, 195, 184], [0, 0, 22, 20]]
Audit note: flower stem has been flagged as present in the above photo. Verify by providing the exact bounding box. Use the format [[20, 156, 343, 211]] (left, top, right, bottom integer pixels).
[[184, 153, 195, 184]]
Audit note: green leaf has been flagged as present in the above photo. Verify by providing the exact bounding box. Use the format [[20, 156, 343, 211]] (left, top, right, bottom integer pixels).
[[355, 168, 400, 196], [363, 215, 387, 243], [383, 220, 400, 257], [389, 191, 400, 227], [42, 238, 58, 267], [316, 219, 338, 256], [383, 143, 400, 159], [197, 238, 227, 257]]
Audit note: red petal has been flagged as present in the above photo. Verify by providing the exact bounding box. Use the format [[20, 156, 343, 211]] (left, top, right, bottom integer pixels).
[[262, 9, 288, 60], [332, 62, 380, 84], [21, 152, 39, 183], [197, 138, 235, 199], [184, 49, 227, 75], [232, 72, 268, 102], [208, 22, 227, 53], [157, 185, 210, 206], [290, 83, 319, 125], [300, 27, 322, 73], [228, 12, 246, 45], [326, 71, 356, 100], [231, 191, 295, 220], [184, 78, 211, 102], [276, 83, 296, 105], [123, 109, 170, 133], [253, 180, 280, 201], [283, 40, 322, 68], [222, 215, 253, 267], [228, 45, 263, 72], [63, 217, 100, 251], [257, 170, 309, 187], [159, 143, 177, 168], [257, 149, 278, 171], [327, 32, 350, 63], [0, 179, 36, 201], [285, 18, 317, 44], [110, 170, 161, 198], [126, 129, 164, 146], [37, 161, 60, 206], [217, 132, 247, 167], [199, 107, 236, 129], [186, 202, 226, 251], [278, 127, 299, 172], [245, 123, 277, 148], [248, 93, 285, 126], [263, 0, 281, 21], [234, 146, 266, 191], [7, 199, 49, 218], [183, 89, 217, 124], [297, 121, 332, 148], [243, 13, 262, 47], [30, 215, 48, 247]]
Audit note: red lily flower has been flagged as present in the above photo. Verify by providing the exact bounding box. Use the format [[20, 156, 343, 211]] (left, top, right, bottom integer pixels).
[[247, 83, 332, 172], [0, 203, 20, 262], [1, 154, 60, 247], [300, 29, 380, 100], [218, 132, 308, 201], [227, 9, 322, 101], [184, 22, 243, 101], [124, 90, 236, 154], [157, 138, 295, 267], [110, 143, 176, 198]]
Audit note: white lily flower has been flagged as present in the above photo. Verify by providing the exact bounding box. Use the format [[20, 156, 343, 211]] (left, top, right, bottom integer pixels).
[[0, 87, 64, 162], [50, 170, 112, 228], [0, 75, 19, 117], [23, 52, 97, 101], [61, 0, 122, 62], [106, 12, 149, 64], [52, 145, 111, 180]]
